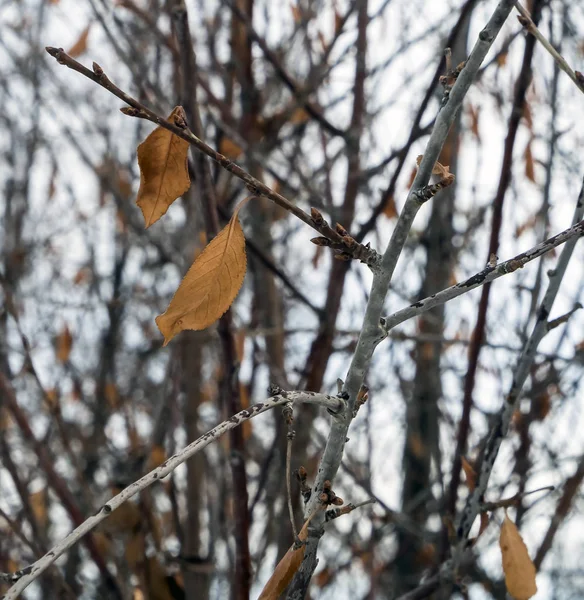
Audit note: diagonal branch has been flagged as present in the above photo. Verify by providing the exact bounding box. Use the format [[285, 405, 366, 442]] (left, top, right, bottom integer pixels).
[[292, 0, 517, 593], [380, 216, 584, 332], [3, 390, 343, 598], [514, 1, 584, 95], [44, 46, 378, 265], [455, 177, 584, 559]]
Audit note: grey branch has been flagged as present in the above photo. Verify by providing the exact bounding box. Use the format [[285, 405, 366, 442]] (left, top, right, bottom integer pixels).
[[292, 0, 516, 593], [455, 177, 584, 558], [381, 216, 584, 333], [3, 391, 342, 598]]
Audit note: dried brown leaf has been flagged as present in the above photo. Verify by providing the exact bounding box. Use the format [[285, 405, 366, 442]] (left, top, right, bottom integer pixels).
[[30, 488, 48, 528], [468, 103, 481, 140], [334, 4, 342, 34], [102, 495, 141, 535], [144, 557, 175, 600], [56, 325, 73, 363], [382, 195, 398, 219], [136, 107, 190, 227], [290, 107, 310, 125], [461, 456, 477, 492], [515, 214, 538, 238], [48, 162, 58, 200], [156, 214, 246, 344], [147, 445, 167, 470], [416, 155, 455, 182], [500, 514, 537, 600], [312, 244, 324, 269], [67, 25, 91, 58], [125, 531, 145, 569], [525, 141, 535, 183], [258, 521, 309, 600], [219, 137, 243, 159], [478, 512, 490, 538], [290, 2, 302, 23]]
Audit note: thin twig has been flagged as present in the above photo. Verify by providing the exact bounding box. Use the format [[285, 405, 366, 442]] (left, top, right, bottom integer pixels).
[[282, 401, 298, 540], [455, 177, 584, 561], [514, 1, 584, 94], [295, 0, 517, 591], [3, 390, 343, 597], [380, 216, 584, 332], [44, 47, 379, 266]]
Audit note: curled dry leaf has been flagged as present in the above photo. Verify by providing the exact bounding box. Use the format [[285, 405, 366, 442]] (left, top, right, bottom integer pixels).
[[461, 456, 477, 492], [416, 155, 455, 183], [56, 325, 73, 363], [499, 514, 537, 600], [67, 25, 91, 58], [258, 520, 309, 600], [136, 107, 190, 227], [156, 214, 246, 344]]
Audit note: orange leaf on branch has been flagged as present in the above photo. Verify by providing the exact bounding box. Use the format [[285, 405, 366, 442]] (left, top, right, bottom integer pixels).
[[135, 106, 191, 227], [156, 206, 247, 344]]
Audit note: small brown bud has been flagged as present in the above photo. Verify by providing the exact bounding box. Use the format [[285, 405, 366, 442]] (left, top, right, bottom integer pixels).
[[517, 15, 529, 27], [333, 497, 344, 506], [92, 62, 104, 77], [120, 107, 139, 117], [334, 252, 352, 261], [335, 223, 348, 236], [311, 207, 324, 224], [310, 237, 332, 247], [341, 235, 357, 249]]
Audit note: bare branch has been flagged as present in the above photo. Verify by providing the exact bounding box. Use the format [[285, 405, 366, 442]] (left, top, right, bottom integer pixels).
[[455, 177, 584, 561], [381, 216, 584, 333], [514, 1, 584, 94], [44, 47, 378, 265], [294, 0, 517, 590], [3, 391, 343, 598]]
